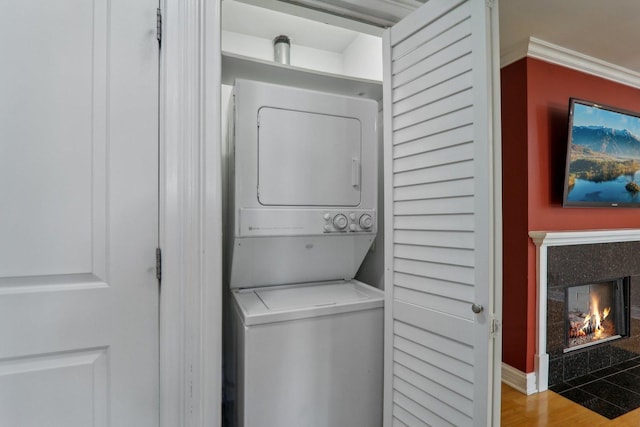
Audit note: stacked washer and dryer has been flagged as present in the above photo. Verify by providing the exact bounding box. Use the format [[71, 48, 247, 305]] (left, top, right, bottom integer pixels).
[[225, 79, 383, 427]]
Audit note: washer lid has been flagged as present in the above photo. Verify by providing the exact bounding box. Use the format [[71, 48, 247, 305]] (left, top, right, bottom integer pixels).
[[256, 281, 369, 311], [232, 280, 384, 325]]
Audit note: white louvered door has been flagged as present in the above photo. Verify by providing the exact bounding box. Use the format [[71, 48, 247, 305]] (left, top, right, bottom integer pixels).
[[383, 0, 501, 425]]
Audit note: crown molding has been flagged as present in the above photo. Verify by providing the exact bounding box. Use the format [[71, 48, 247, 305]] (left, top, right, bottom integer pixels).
[[499, 38, 530, 69], [500, 37, 640, 90]]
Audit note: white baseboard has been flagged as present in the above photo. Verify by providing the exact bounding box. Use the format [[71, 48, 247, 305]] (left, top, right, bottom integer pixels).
[[502, 363, 538, 395]]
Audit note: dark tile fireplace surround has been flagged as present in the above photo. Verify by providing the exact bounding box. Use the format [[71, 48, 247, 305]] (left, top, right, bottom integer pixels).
[[547, 241, 640, 387]]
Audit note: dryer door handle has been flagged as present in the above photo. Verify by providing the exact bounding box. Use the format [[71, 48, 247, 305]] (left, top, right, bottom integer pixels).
[[351, 158, 360, 188]]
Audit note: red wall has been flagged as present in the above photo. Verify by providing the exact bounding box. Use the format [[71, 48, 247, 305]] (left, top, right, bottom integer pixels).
[[502, 58, 640, 372], [500, 60, 530, 371]]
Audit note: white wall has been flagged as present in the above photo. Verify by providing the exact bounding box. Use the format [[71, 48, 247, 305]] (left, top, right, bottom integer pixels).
[[222, 31, 344, 75], [355, 110, 384, 289], [221, 84, 233, 171], [221, 30, 382, 81], [342, 34, 383, 81]]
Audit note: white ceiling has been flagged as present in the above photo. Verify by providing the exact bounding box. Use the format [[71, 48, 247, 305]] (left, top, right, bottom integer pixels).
[[223, 0, 640, 74], [499, 0, 640, 73]]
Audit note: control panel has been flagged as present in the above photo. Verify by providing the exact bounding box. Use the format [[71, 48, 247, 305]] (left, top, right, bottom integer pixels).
[[239, 208, 376, 237], [322, 210, 375, 233]]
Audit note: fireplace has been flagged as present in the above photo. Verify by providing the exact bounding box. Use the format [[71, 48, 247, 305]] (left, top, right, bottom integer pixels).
[[530, 230, 640, 393], [564, 278, 629, 352]]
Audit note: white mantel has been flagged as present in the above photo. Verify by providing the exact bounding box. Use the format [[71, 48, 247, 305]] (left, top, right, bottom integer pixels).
[[529, 229, 640, 393]]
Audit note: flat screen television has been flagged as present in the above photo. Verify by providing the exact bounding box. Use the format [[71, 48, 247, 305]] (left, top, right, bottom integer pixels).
[[563, 98, 640, 207]]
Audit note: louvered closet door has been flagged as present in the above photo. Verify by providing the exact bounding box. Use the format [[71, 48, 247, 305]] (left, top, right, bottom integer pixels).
[[383, 0, 501, 426]]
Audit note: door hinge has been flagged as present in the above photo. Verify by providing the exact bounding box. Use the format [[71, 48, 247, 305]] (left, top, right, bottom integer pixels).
[[156, 247, 162, 283], [156, 8, 162, 47], [490, 316, 501, 338]]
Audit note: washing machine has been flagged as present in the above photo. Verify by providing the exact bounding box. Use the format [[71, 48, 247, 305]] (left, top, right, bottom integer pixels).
[[230, 280, 383, 427], [226, 80, 382, 427]]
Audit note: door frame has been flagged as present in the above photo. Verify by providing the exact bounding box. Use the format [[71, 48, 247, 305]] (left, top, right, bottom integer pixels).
[[159, 1, 501, 426], [160, 0, 223, 426], [488, 2, 503, 422]]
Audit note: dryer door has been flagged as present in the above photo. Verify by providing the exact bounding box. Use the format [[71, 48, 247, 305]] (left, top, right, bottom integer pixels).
[[257, 107, 361, 207]]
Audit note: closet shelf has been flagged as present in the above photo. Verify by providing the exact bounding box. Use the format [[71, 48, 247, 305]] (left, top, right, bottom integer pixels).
[[222, 51, 382, 100]]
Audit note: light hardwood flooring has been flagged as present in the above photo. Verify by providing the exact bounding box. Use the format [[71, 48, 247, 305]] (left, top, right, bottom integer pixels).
[[501, 383, 640, 426]]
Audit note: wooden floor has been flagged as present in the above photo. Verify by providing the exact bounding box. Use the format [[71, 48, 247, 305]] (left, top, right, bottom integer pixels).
[[501, 383, 640, 426]]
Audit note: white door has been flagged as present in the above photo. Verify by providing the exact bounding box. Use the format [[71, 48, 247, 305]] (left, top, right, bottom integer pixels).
[[383, 0, 501, 425], [0, 0, 159, 426]]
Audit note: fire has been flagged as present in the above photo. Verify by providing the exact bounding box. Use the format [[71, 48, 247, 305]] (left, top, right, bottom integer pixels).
[[579, 294, 610, 338], [567, 284, 618, 347]]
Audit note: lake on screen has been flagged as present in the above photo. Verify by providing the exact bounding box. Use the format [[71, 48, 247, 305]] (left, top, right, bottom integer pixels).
[[568, 173, 640, 203]]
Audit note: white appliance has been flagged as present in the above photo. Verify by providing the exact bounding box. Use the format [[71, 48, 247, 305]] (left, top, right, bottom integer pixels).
[[226, 80, 383, 427]]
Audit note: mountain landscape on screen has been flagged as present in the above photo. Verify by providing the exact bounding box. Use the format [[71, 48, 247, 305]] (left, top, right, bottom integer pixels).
[[572, 126, 640, 157], [566, 107, 640, 206]]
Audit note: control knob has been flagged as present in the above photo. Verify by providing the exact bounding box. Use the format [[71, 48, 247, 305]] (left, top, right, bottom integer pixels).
[[333, 214, 348, 230], [359, 214, 373, 230]]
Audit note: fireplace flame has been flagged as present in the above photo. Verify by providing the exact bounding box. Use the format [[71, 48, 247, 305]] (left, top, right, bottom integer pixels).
[[567, 283, 619, 348], [578, 294, 610, 338]]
